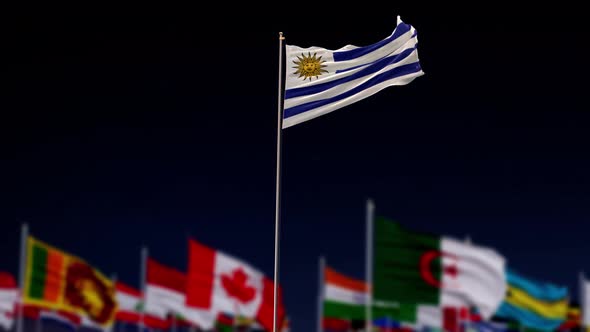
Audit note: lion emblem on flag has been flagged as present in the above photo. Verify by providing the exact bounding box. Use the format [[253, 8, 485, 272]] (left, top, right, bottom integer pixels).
[[64, 261, 117, 324]]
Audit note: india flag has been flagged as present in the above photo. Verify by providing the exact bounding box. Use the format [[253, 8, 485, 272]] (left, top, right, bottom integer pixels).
[[323, 266, 368, 320], [321, 265, 481, 331], [322, 266, 416, 325]]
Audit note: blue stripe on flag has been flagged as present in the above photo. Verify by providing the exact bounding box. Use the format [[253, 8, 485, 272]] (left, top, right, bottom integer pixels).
[[462, 321, 508, 332], [506, 269, 567, 301], [333, 23, 411, 62], [285, 47, 416, 100], [284, 62, 421, 119], [41, 317, 77, 331], [372, 317, 401, 328], [494, 302, 563, 331]]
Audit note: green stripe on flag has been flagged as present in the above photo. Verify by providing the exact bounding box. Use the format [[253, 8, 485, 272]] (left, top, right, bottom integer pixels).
[[28, 243, 47, 299], [373, 304, 417, 324], [373, 217, 442, 305], [323, 300, 418, 324], [324, 300, 365, 320], [215, 322, 233, 332]]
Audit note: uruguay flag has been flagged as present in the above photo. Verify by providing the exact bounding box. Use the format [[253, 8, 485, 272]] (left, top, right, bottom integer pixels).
[[282, 16, 424, 129]]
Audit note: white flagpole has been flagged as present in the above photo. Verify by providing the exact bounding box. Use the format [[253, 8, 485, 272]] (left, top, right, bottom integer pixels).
[[464, 235, 472, 245], [16, 223, 28, 332], [578, 272, 588, 330], [233, 301, 239, 332], [272, 31, 285, 332], [317, 256, 325, 332], [365, 199, 375, 332], [35, 313, 42, 332], [111, 273, 118, 332], [171, 315, 177, 332], [139, 246, 148, 332]]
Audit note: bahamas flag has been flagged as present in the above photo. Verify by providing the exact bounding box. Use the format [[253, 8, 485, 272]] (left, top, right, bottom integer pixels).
[[494, 269, 568, 331]]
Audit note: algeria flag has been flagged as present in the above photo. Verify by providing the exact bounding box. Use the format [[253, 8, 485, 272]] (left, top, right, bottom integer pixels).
[[373, 218, 507, 319], [186, 239, 285, 332], [322, 265, 460, 328]]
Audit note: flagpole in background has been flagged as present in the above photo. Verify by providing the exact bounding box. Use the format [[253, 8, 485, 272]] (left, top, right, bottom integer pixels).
[[317, 256, 325, 332], [464, 235, 472, 245], [111, 273, 118, 332], [139, 246, 148, 332], [233, 301, 239, 332], [16, 223, 28, 332], [171, 314, 177, 332], [272, 31, 285, 332], [580, 271, 586, 329], [365, 199, 375, 332], [34, 312, 42, 332]]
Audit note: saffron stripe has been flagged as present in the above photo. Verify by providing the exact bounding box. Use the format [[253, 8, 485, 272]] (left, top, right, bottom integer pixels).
[[325, 267, 367, 292], [43, 249, 64, 302]]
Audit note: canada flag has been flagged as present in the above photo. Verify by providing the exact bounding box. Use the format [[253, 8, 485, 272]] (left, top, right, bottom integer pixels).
[[186, 239, 285, 332]]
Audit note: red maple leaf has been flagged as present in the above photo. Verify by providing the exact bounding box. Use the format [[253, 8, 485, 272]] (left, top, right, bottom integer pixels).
[[221, 268, 256, 303]]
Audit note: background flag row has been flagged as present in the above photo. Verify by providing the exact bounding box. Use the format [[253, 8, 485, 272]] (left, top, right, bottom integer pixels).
[[0, 225, 288, 332]]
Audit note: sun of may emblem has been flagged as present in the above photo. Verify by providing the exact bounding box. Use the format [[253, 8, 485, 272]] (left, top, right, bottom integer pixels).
[[292, 52, 328, 81]]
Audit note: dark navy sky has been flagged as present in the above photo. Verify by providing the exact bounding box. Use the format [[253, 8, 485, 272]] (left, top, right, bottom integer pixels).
[[2, 8, 589, 332]]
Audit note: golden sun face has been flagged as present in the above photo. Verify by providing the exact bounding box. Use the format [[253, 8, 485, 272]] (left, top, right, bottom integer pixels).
[[292, 52, 328, 81]]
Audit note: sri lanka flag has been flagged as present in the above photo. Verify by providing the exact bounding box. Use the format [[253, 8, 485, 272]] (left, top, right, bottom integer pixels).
[[23, 236, 117, 327]]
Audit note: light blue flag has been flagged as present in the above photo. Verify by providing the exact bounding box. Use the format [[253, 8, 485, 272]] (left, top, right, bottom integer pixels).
[[493, 269, 569, 331], [282, 16, 424, 129], [506, 269, 567, 301], [373, 316, 400, 329], [495, 303, 564, 331], [463, 321, 509, 332]]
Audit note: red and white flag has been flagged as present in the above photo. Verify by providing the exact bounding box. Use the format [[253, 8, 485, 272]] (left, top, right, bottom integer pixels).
[[144, 258, 216, 330], [0, 272, 17, 331], [115, 281, 170, 330], [186, 239, 286, 331]]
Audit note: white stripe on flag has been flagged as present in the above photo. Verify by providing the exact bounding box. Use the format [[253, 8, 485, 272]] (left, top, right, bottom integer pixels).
[[324, 284, 367, 305], [282, 16, 423, 129]]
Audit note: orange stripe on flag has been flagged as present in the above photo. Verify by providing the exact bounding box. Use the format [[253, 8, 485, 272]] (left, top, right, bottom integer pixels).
[[325, 267, 367, 292], [43, 249, 64, 301]]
